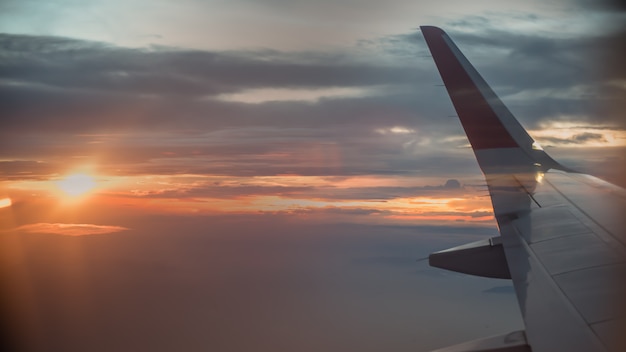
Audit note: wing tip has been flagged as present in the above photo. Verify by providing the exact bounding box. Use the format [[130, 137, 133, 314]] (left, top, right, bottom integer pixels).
[[419, 25, 446, 36]]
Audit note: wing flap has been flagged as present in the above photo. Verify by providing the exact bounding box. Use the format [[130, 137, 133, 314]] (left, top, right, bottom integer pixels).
[[498, 220, 607, 352], [489, 169, 626, 351], [429, 236, 511, 279], [431, 330, 530, 352]]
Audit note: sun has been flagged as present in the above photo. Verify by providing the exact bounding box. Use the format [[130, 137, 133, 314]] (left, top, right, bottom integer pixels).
[[56, 173, 96, 197]]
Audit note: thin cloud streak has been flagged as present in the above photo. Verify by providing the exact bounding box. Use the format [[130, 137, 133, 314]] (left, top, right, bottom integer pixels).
[[14, 223, 129, 236]]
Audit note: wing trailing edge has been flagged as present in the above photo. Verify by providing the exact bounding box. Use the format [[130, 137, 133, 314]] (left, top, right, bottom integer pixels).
[[431, 330, 530, 352]]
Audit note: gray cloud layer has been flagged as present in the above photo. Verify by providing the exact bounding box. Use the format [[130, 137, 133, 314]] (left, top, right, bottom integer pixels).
[[2, 20, 624, 181], [2, 23, 624, 130]]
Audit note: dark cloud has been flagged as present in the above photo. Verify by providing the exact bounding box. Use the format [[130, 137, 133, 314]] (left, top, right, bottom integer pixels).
[[447, 39, 617, 127], [540, 132, 607, 146], [573, 0, 626, 11], [572, 132, 608, 143], [116, 179, 477, 203], [411, 20, 626, 128], [0, 33, 421, 97], [1, 24, 622, 184], [443, 179, 461, 189], [4, 23, 624, 141]]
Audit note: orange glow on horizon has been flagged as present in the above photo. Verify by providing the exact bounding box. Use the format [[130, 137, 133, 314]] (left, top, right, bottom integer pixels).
[[4, 172, 494, 227], [384, 214, 495, 222], [93, 190, 494, 225]]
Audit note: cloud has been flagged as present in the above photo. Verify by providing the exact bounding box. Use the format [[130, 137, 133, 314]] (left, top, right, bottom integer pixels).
[[15, 223, 129, 236], [121, 178, 472, 201], [0, 33, 420, 97], [3, 23, 624, 141], [408, 18, 626, 128], [0, 197, 11, 208], [443, 179, 461, 189], [573, 0, 626, 11], [2, 17, 624, 203], [0, 160, 62, 181], [541, 132, 608, 145]]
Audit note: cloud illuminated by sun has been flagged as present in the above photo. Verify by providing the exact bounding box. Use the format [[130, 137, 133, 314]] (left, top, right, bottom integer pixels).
[[0, 198, 11, 209], [56, 174, 96, 197], [531, 121, 626, 147], [16, 223, 128, 236]]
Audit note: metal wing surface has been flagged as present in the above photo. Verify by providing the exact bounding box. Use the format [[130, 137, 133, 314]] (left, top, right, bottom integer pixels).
[[420, 26, 626, 352]]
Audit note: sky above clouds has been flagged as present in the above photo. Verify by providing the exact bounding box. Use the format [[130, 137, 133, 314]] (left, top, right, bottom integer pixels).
[[1, 0, 625, 351]]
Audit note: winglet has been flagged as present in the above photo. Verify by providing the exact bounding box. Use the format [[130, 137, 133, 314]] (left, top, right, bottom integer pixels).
[[420, 26, 561, 172]]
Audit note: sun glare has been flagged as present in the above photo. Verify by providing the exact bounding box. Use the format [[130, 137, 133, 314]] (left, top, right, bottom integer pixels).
[[57, 174, 96, 197]]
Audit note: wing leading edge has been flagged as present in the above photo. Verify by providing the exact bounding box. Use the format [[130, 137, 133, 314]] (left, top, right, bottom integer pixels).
[[421, 26, 626, 352]]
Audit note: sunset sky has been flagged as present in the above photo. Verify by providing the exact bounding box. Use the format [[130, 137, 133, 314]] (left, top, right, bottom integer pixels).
[[1, 0, 625, 351]]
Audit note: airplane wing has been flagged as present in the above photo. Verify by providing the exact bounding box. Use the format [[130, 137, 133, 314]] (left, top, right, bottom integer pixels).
[[420, 26, 626, 352]]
